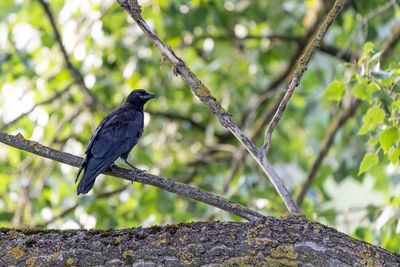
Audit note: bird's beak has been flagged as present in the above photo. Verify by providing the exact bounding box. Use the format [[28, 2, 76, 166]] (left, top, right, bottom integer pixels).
[[142, 93, 156, 100]]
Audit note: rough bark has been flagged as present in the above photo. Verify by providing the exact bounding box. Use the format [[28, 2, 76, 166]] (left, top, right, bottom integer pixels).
[[0, 215, 398, 266]]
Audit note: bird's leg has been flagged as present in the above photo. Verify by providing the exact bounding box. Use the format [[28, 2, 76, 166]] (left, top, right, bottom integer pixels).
[[121, 158, 146, 173]]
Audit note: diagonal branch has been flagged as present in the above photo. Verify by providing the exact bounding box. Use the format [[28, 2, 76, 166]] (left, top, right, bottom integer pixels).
[[117, 0, 302, 214], [0, 132, 263, 221], [37, 0, 105, 110], [295, 99, 361, 205], [296, 19, 400, 206], [261, 0, 348, 154]]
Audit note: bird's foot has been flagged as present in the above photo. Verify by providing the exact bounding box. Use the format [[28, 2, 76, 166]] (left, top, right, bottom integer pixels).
[[109, 163, 118, 171], [133, 167, 146, 174], [131, 168, 146, 183]]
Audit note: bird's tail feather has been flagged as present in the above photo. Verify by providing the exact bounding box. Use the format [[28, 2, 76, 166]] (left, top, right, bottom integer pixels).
[[76, 156, 117, 195], [75, 158, 87, 183]]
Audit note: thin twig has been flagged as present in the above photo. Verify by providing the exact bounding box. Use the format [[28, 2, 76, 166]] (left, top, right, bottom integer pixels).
[[0, 132, 264, 221], [37, 0, 105, 110], [0, 85, 71, 130], [118, 0, 302, 214], [329, 0, 397, 79], [261, 0, 348, 155], [240, 5, 339, 133]]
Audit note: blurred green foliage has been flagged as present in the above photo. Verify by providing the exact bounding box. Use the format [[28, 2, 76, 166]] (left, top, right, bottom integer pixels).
[[0, 0, 400, 253]]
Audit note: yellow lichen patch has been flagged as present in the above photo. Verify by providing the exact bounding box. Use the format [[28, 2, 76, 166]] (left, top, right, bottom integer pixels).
[[26, 257, 36, 267], [263, 239, 272, 245], [230, 234, 235, 239], [16, 133, 25, 140], [122, 250, 134, 259], [266, 256, 298, 267], [270, 246, 298, 260], [313, 224, 322, 229], [29, 140, 44, 152], [357, 250, 381, 267], [246, 225, 263, 247], [177, 247, 193, 265], [51, 252, 59, 259], [67, 258, 75, 265], [11, 246, 24, 259], [151, 238, 167, 247]]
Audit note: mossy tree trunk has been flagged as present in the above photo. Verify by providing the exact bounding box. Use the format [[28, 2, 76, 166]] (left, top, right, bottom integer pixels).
[[1, 215, 399, 266]]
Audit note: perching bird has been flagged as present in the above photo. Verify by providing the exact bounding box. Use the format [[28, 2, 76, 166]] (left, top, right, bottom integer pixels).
[[75, 89, 155, 195]]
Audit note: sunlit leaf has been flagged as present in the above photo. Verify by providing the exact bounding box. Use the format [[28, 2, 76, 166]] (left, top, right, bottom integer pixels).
[[322, 80, 345, 101], [389, 147, 400, 165], [358, 153, 379, 175], [358, 106, 385, 135], [380, 127, 399, 152], [363, 42, 374, 54]]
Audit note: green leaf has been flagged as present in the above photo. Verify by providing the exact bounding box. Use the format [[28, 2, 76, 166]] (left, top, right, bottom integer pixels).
[[352, 81, 369, 100], [358, 153, 379, 175], [389, 147, 400, 165], [322, 80, 345, 101], [392, 100, 400, 111], [363, 42, 374, 54], [366, 137, 379, 146], [358, 106, 385, 135], [380, 127, 399, 152], [353, 82, 378, 101]]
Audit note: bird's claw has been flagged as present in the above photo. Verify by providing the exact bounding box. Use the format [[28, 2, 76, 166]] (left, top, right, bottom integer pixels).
[[134, 168, 146, 174], [131, 168, 146, 184]]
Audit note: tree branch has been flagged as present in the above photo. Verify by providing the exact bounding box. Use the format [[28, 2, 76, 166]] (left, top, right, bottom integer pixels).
[[0, 85, 71, 131], [37, 0, 105, 110], [0, 132, 263, 221], [117, 0, 302, 214], [1, 216, 399, 266], [295, 99, 361, 205], [296, 18, 400, 206], [381, 21, 400, 66], [261, 0, 348, 155]]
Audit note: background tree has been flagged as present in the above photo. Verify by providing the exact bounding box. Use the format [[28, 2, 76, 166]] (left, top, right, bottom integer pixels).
[[1, 0, 400, 264]]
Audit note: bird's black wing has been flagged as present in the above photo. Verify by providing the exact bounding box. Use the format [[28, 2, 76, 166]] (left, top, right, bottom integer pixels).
[[76, 108, 144, 194]]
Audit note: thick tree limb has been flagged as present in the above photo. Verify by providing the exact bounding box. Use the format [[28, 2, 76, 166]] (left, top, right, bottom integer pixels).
[[1, 215, 399, 266], [261, 0, 348, 154], [117, 0, 302, 214], [0, 132, 263, 221]]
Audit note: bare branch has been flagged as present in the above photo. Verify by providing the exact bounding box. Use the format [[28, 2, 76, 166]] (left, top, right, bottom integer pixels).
[[381, 21, 400, 66], [261, 0, 348, 155], [37, 0, 105, 110], [0, 132, 264, 221], [117, 0, 302, 214]]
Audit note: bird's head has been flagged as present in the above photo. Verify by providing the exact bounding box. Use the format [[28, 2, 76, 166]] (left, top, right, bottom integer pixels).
[[125, 89, 156, 106]]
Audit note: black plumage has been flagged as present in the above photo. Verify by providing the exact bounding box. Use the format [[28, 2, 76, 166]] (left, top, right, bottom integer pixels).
[[75, 89, 155, 195]]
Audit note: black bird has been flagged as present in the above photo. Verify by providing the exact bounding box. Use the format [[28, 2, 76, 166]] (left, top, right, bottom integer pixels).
[[75, 89, 155, 195]]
